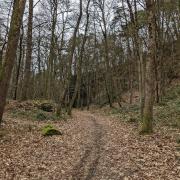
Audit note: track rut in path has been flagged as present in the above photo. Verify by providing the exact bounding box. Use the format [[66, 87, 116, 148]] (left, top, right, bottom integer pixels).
[[71, 114, 105, 180]]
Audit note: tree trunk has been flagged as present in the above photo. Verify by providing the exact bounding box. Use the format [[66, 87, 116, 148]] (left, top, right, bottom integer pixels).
[[140, 0, 156, 134], [102, 10, 113, 108], [0, 0, 26, 122], [126, 0, 145, 118], [14, 25, 24, 100], [57, 0, 83, 116], [47, 0, 58, 99], [68, 0, 90, 115], [0, 50, 2, 73], [21, 0, 33, 100]]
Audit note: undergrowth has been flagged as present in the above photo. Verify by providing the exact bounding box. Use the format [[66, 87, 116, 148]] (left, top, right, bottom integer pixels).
[[106, 85, 180, 128], [9, 108, 67, 121], [154, 84, 180, 128]]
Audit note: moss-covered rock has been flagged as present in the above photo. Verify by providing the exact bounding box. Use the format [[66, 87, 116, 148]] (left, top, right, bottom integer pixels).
[[39, 103, 54, 112], [41, 125, 62, 136]]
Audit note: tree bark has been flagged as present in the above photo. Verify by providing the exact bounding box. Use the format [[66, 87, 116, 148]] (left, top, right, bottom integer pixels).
[[22, 0, 33, 100], [57, 0, 83, 116], [126, 0, 145, 118], [0, 50, 2, 72], [68, 0, 91, 115], [0, 0, 26, 122], [14, 25, 24, 100], [47, 0, 58, 99], [140, 0, 156, 134]]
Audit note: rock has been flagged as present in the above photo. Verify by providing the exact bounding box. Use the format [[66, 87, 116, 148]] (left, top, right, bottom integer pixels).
[[39, 103, 54, 112], [41, 125, 62, 136]]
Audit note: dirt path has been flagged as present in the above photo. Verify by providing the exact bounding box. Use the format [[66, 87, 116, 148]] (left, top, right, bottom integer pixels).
[[71, 111, 179, 180], [0, 110, 179, 180], [71, 113, 106, 180]]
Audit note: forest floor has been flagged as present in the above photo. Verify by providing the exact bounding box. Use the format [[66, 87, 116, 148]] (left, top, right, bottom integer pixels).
[[0, 85, 180, 180]]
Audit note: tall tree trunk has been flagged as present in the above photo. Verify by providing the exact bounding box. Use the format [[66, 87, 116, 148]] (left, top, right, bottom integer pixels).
[[0, 50, 2, 72], [22, 0, 33, 100], [102, 9, 113, 108], [126, 0, 145, 118], [56, 0, 83, 116], [36, 27, 42, 98], [14, 25, 24, 100], [138, 43, 145, 119], [140, 0, 156, 134], [0, 0, 13, 74], [47, 0, 58, 99], [0, 0, 26, 122], [68, 0, 91, 115], [104, 35, 113, 107]]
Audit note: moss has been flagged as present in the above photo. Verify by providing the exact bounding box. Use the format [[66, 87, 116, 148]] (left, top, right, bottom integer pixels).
[[41, 124, 62, 136], [139, 115, 153, 135]]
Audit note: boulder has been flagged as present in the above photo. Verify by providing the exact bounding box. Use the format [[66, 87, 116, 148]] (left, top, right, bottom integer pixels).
[[39, 103, 54, 112]]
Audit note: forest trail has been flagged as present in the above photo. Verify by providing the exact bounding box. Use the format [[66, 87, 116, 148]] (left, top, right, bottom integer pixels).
[[0, 110, 179, 180], [71, 111, 106, 179], [0, 0, 180, 179], [68, 111, 179, 180]]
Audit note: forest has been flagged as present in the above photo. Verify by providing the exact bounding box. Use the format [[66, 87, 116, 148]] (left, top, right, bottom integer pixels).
[[0, 0, 180, 179]]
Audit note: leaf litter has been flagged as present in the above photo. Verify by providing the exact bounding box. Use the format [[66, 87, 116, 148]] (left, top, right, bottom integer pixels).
[[0, 108, 179, 180]]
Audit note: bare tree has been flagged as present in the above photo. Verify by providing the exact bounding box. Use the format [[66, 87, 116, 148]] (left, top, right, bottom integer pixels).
[[22, 0, 33, 100], [68, 0, 91, 115], [140, 0, 156, 133], [56, 0, 83, 116], [0, 0, 26, 123]]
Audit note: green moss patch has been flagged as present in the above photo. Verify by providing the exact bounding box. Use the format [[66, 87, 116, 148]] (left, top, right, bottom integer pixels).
[[41, 125, 62, 136]]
